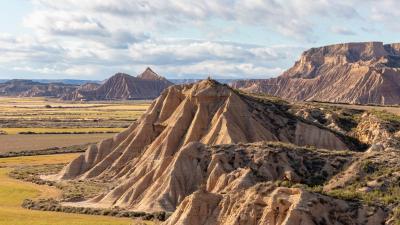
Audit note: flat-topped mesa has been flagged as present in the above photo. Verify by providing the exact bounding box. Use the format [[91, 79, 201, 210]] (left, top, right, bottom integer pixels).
[[56, 79, 361, 212], [283, 42, 396, 79], [232, 42, 400, 105]]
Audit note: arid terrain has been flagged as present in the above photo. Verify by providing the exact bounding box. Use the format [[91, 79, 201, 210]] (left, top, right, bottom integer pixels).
[[1, 79, 400, 224], [29, 79, 396, 225], [233, 42, 400, 105], [3, 1, 399, 224]]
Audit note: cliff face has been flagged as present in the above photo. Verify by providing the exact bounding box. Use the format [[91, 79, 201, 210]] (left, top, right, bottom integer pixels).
[[61, 68, 173, 101], [55, 80, 356, 212], [232, 42, 400, 105]]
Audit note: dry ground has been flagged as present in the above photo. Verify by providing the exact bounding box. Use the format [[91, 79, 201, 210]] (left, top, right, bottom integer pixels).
[[0, 133, 114, 152]]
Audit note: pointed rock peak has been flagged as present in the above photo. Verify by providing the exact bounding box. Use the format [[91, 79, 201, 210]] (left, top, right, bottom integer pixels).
[[137, 67, 166, 80]]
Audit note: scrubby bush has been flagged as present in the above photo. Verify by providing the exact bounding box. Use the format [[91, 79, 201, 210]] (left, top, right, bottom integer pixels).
[[21, 198, 171, 221]]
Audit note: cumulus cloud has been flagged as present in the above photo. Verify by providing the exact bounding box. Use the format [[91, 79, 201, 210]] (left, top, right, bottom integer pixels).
[[31, 0, 361, 40], [0, 0, 396, 79]]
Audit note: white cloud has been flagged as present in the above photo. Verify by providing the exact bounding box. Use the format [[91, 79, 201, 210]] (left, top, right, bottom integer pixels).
[[1, 0, 397, 79]]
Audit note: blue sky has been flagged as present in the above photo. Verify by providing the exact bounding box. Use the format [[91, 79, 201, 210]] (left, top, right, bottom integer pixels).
[[0, 0, 398, 80]]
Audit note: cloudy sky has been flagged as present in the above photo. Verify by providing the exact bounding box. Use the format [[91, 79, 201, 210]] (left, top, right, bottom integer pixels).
[[0, 0, 398, 80]]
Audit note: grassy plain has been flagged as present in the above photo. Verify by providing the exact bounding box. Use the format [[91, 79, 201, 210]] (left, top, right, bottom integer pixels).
[[0, 154, 154, 225]]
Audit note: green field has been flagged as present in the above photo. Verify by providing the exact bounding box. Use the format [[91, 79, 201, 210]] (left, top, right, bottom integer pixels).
[[0, 154, 154, 225]]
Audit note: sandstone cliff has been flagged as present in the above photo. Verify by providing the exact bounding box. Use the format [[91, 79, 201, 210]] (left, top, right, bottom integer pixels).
[[232, 42, 400, 105]]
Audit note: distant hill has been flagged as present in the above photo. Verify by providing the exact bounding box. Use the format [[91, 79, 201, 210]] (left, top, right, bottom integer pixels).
[[0, 79, 100, 85], [232, 42, 400, 105], [0, 79, 78, 98], [61, 67, 173, 101]]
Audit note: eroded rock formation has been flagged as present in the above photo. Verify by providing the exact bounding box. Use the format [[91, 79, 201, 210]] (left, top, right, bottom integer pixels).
[[232, 42, 400, 105], [61, 67, 173, 101], [56, 80, 357, 212]]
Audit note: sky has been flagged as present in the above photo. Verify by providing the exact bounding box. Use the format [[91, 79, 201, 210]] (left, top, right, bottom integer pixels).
[[0, 0, 398, 80]]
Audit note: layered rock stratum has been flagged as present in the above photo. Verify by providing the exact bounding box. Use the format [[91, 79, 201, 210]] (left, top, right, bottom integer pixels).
[[61, 67, 173, 101], [48, 79, 398, 225], [232, 42, 400, 105]]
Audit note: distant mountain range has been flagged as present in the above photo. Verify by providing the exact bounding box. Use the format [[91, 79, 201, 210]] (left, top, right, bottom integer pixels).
[[0, 79, 100, 85], [232, 42, 400, 105], [0, 79, 77, 98]]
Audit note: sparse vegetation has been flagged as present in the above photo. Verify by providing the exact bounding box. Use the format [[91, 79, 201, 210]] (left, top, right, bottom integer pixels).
[[22, 198, 171, 221], [0, 144, 88, 158]]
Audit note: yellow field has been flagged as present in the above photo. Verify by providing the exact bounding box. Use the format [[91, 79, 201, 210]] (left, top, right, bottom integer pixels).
[[0, 154, 154, 225], [0, 97, 150, 153], [0, 97, 150, 132], [2, 127, 124, 135]]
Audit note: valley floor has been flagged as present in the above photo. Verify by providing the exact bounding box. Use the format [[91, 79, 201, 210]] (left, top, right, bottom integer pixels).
[[0, 133, 114, 152]]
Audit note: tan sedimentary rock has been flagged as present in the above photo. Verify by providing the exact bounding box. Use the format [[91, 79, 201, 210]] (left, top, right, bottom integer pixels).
[[57, 80, 355, 212], [232, 42, 400, 105], [164, 183, 386, 225], [353, 113, 394, 144]]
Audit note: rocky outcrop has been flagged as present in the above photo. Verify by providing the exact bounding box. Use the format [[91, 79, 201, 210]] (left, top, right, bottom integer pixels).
[[55, 80, 360, 213], [61, 67, 173, 101], [60, 83, 100, 101], [232, 42, 400, 105], [164, 183, 386, 225], [353, 113, 399, 144]]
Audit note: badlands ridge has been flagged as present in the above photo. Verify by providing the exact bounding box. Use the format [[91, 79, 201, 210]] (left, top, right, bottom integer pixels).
[[233, 42, 400, 105], [50, 79, 400, 224]]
